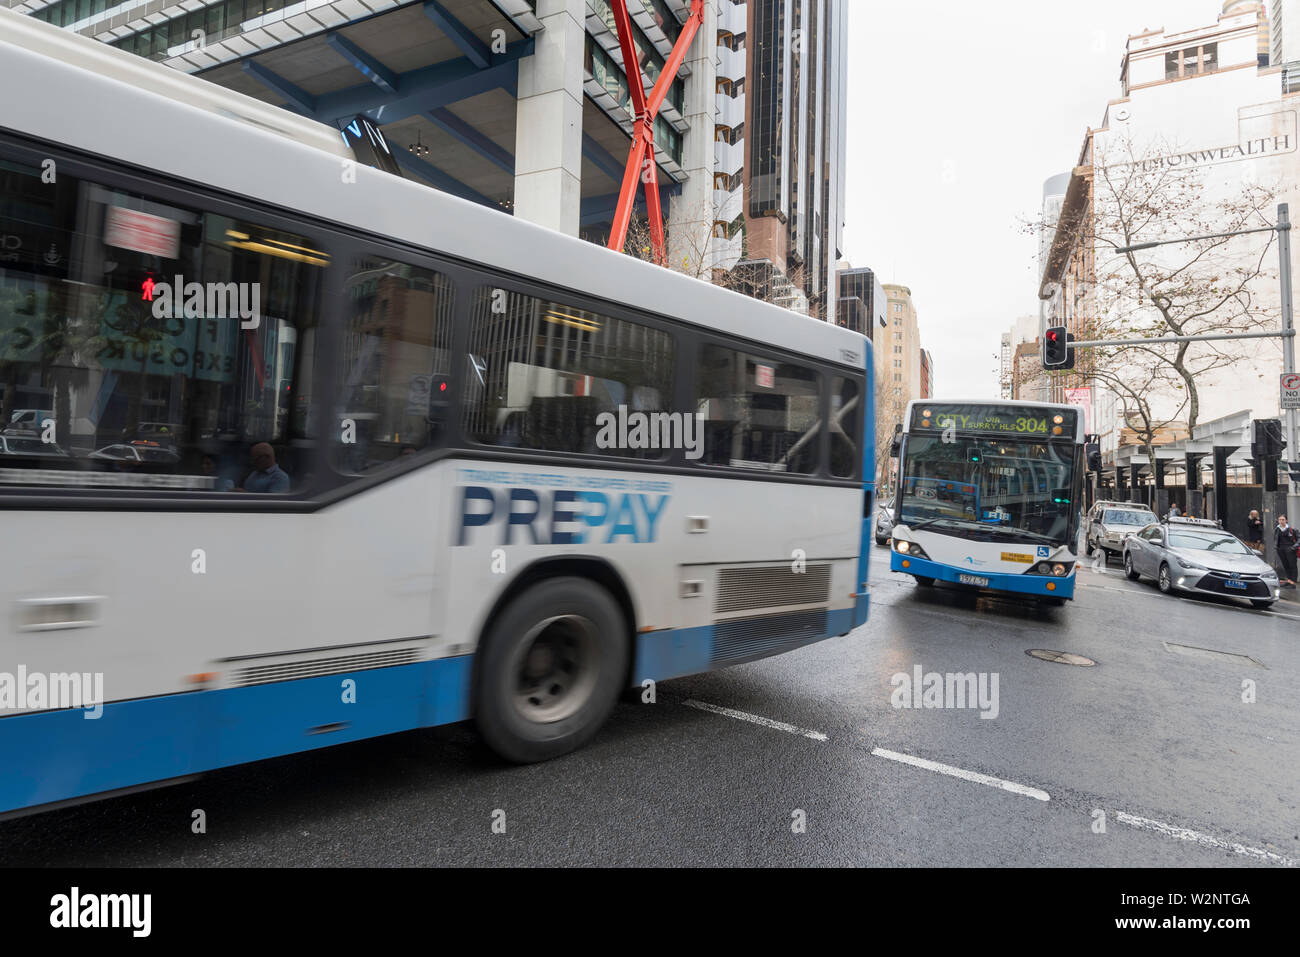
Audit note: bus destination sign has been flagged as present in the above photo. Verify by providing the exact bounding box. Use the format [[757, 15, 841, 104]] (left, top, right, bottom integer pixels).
[[911, 405, 1077, 437]]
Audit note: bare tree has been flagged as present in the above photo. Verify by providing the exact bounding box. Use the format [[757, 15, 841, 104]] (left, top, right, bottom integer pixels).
[[1043, 134, 1282, 433], [873, 379, 909, 493], [1025, 355, 1186, 474]]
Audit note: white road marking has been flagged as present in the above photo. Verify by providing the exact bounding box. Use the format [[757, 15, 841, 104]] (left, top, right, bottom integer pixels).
[[682, 699, 828, 741], [871, 747, 1051, 802], [1076, 579, 1300, 620], [1114, 811, 1298, 866]]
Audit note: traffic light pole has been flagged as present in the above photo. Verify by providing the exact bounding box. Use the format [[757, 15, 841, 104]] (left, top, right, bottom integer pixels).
[[1277, 205, 1299, 523], [1067, 328, 1292, 349]]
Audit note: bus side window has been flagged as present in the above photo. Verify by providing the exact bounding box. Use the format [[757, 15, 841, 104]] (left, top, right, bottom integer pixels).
[[829, 375, 862, 479], [0, 150, 324, 493], [694, 344, 821, 474], [332, 257, 454, 475], [461, 285, 674, 459]]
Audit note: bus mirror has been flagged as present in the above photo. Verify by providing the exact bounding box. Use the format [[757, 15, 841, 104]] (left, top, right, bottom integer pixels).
[[889, 433, 901, 458]]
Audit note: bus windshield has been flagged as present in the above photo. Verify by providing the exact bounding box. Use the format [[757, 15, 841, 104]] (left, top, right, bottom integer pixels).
[[898, 435, 1077, 546]]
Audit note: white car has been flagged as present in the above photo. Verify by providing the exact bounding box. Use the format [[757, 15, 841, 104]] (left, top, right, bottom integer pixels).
[[1086, 504, 1156, 557]]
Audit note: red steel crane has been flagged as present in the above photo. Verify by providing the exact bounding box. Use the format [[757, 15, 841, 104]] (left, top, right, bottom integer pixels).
[[605, 0, 706, 264]]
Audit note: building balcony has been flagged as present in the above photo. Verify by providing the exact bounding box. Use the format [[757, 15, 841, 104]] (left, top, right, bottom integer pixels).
[[715, 90, 745, 128], [713, 185, 742, 224], [719, 0, 747, 38], [714, 137, 743, 176], [708, 231, 743, 272], [716, 45, 746, 82]]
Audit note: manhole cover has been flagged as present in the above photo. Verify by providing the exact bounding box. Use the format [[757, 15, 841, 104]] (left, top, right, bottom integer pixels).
[[1026, 649, 1096, 666], [1162, 642, 1264, 668]]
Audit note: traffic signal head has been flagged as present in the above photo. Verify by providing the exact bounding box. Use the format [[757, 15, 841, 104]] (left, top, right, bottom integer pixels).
[[1043, 326, 1074, 369], [1253, 418, 1286, 458]]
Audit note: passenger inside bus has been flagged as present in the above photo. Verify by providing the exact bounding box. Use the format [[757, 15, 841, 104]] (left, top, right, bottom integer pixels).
[[239, 442, 290, 493]]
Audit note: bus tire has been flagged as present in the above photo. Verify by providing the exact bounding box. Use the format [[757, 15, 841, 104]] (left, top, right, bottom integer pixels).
[[475, 576, 629, 764], [914, 575, 935, 588]]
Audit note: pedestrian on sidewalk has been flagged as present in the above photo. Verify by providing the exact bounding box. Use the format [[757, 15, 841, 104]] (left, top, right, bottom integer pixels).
[[1168, 502, 1181, 520], [1247, 509, 1264, 553], [1276, 515, 1298, 587]]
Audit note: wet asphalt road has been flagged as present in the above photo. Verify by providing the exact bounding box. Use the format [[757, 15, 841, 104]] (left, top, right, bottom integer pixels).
[[2, 544, 1297, 867]]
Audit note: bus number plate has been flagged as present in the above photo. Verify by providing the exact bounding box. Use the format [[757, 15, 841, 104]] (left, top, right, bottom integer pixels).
[[958, 573, 989, 587]]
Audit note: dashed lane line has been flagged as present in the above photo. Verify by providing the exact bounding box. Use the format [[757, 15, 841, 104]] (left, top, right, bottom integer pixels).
[[1114, 811, 1298, 867], [870, 746, 1052, 802], [677, 699, 1291, 862], [682, 699, 828, 741]]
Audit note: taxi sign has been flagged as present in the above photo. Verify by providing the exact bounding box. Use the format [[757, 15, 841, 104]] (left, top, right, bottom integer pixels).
[[1167, 516, 1220, 528]]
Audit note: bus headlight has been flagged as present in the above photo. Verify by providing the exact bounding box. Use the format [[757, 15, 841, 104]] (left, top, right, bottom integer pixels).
[[1052, 563, 1067, 576], [894, 539, 929, 560]]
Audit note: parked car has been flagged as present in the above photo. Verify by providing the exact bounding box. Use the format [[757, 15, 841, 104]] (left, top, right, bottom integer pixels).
[[1086, 504, 1156, 557], [1122, 516, 1279, 609], [0, 431, 73, 464], [875, 496, 895, 545], [88, 440, 181, 466]]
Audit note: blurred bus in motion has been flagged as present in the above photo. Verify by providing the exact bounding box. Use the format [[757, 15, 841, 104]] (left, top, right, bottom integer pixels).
[[889, 400, 1085, 605], [0, 11, 874, 817]]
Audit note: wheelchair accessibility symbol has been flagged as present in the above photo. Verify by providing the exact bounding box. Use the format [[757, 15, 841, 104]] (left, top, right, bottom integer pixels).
[[1036, 546, 1050, 558]]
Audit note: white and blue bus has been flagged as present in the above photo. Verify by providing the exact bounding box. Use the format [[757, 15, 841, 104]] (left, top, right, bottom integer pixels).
[[888, 400, 1085, 604], [0, 12, 873, 817]]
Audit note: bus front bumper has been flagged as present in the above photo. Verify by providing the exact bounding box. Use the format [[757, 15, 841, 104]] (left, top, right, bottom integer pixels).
[[890, 553, 1075, 599]]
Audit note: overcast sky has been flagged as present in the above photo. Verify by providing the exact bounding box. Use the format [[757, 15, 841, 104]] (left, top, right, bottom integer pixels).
[[841, 0, 1221, 399]]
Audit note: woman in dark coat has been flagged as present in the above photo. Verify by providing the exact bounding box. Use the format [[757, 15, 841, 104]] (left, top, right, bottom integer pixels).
[[1247, 510, 1264, 551], [1276, 516, 1298, 586]]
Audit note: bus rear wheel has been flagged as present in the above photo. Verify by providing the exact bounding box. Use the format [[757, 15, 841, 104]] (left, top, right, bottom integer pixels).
[[475, 577, 629, 763]]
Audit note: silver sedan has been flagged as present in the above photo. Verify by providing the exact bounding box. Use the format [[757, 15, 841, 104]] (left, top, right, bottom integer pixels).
[[874, 497, 894, 545], [1122, 520, 1279, 609]]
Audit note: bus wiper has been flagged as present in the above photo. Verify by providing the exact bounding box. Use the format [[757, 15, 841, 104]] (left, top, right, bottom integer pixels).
[[994, 528, 1061, 545], [906, 517, 983, 533]]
